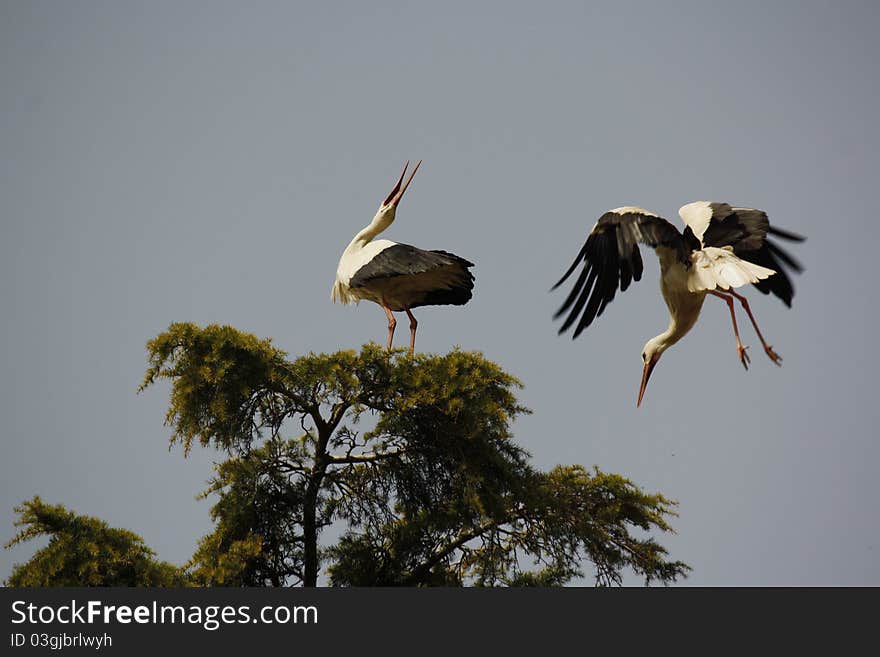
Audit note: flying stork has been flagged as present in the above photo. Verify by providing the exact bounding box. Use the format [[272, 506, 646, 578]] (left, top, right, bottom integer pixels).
[[552, 202, 805, 406], [332, 161, 475, 355]]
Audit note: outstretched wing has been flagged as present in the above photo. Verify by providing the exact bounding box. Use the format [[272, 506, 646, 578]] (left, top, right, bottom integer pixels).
[[552, 207, 690, 338], [679, 202, 805, 306]]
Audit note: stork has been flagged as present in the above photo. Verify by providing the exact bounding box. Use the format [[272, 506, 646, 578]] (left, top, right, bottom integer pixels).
[[332, 161, 475, 355], [552, 202, 805, 406]]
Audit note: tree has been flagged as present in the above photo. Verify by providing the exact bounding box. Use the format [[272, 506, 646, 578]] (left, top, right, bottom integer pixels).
[[138, 322, 688, 586], [4, 497, 185, 586]]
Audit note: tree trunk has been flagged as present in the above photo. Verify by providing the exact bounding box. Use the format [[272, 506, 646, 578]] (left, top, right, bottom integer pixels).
[[302, 487, 319, 587], [303, 419, 332, 587]]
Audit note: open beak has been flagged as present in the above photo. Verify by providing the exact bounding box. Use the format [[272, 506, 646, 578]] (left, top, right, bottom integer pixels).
[[382, 160, 422, 208], [637, 354, 660, 408]]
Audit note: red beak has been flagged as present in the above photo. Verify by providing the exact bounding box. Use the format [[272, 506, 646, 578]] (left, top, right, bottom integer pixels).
[[382, 160, 422, 208], [637, 354, 660, 408]]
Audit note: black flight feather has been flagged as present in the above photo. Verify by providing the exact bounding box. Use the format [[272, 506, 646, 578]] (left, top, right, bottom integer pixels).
[[553, 209, 688, 338]]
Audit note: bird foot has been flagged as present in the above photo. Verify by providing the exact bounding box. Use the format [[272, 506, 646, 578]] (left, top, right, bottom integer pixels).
[[764, 345, 783, 366], [737, 344, 751, 370]]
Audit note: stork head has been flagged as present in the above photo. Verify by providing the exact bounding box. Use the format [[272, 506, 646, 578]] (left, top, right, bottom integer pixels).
[[378, 160, 422, 216], [637, 338, 665, 408]]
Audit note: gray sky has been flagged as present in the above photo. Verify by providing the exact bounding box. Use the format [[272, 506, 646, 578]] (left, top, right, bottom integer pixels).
[[2, 0, 878, 585]]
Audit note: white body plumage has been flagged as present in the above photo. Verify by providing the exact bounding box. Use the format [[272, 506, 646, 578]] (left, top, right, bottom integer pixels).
[[332, 237, 396, 305]]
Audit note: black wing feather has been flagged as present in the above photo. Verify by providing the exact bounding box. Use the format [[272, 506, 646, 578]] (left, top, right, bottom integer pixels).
[[553, 210, 687, 338], [350, 244, 474, 288], [349, 243, 475, 308], [556, 268, 597, 334], [740, 237, 803, 307], [618, 246, 634, 292], [766, 239, 804, 272], [695, 205, 805, 307], [698, 206, 805, 307], [700, 207, 770, 251], [768, 225, 806, 242]]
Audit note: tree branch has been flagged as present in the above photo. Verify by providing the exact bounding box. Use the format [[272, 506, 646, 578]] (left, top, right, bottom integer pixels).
[[405, 515, 517, 585], [326, 449, 403, 465]]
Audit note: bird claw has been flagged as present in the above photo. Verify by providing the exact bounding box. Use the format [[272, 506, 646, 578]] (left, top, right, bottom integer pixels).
[[737, 344, 751, 370], [765, 345, 783, 366]]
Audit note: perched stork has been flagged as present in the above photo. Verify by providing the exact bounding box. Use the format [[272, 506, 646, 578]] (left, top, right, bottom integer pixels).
[[332, 161, 475, 355], [552, 202, 805, 406]]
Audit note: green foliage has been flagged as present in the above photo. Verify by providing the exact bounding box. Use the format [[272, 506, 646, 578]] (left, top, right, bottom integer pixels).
[[326, 465, 686, 586], [138, 323, 689, 586], [187, 441, 307, 586], [4, 497, 186, 587], [141, 323, 294, 455], [6, 322, 689, 587]]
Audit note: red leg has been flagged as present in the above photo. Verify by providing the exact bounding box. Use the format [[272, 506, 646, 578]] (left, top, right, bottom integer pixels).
[[382, 302, 396, 351], [404, 308, 418, 357], [708, 290, 750, 370], [725, 288, 782, 366]]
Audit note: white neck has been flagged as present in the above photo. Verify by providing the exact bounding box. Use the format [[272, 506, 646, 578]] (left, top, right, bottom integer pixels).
[[649, 317, 692, 356], [348, 208, 395, 251]]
